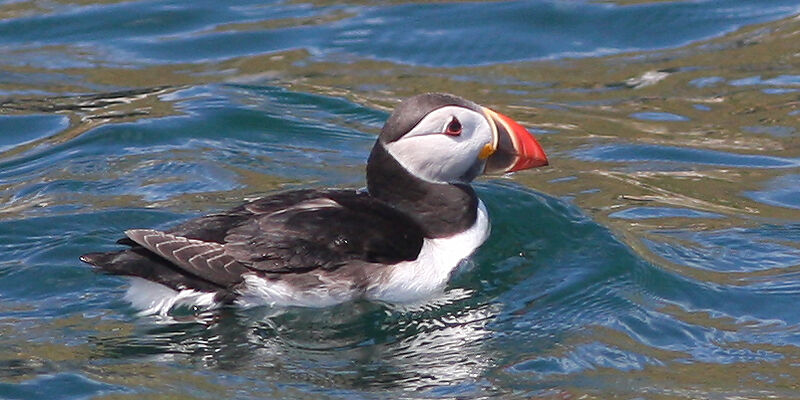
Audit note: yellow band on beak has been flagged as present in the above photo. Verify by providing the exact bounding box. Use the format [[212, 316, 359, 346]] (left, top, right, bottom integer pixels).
[[480, 106, 500, 160], [479, 142, 495, 160]]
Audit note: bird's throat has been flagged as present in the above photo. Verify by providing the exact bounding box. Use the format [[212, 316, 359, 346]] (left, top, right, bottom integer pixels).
[[366, 143, 479, 238]]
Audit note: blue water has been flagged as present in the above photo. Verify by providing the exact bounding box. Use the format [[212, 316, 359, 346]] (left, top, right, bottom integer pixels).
[[2, 1, 800, 398]]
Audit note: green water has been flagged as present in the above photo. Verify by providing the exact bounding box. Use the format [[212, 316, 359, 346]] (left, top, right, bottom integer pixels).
[[1, 1, 800, 398]]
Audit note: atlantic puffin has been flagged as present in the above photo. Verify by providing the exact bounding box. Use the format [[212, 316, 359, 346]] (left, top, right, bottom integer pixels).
[[81, 93, 548, 314]]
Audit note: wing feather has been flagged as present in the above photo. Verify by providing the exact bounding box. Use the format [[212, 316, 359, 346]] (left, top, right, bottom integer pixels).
[[92, 190, 425, 292], [125, 229, 249, 287], [222, 192, 425, 273]]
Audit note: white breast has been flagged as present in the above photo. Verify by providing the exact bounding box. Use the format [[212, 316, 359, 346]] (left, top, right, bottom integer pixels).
[[367, 200, 491, 303]]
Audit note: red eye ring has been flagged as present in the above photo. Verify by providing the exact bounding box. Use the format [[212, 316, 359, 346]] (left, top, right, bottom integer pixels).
[[444, 117, 462, 136]]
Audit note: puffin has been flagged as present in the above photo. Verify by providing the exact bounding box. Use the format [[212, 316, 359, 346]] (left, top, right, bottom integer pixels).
[[81, 93, 548, 314]]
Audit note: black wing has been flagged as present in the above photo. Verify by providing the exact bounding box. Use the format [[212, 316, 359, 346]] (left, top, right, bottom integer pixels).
[[81, 189, 424, 292], [224, 190, 425, 272]]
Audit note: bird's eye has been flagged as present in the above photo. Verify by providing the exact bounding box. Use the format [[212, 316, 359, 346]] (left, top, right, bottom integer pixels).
[[444, 117, 462, 136]]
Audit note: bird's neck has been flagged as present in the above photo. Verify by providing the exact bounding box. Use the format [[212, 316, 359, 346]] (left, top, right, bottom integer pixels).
[[366, 143, 478, 238]]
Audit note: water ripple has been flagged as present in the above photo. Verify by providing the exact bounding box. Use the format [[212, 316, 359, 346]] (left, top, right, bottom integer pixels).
[[575, 143, 800, 168], [1, 1, 800, 398]]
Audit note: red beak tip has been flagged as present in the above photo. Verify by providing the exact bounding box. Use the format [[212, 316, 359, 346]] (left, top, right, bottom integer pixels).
[[512, 131, 549, 172], [486, 107, 549, 173]]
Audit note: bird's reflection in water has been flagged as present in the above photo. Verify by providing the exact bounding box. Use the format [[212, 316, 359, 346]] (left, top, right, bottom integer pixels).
[[96, 287, 500, 392]]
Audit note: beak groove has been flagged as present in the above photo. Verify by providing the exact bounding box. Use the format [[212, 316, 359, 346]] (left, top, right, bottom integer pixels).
[[482, 107, 549, 174]]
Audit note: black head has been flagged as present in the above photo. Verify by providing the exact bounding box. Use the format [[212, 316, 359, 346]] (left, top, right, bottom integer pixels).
[[378, 93, 482, 144]]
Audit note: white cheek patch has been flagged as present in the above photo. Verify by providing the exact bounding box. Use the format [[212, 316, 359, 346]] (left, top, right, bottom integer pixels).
[[385, 106, 492, 183], [386, 135, 477, 183]]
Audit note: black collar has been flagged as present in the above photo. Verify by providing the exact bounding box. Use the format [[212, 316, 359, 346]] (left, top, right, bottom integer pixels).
[[366, 143, 478, 238]]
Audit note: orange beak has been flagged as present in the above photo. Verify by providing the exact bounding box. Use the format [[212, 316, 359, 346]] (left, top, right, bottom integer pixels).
[[482, 107, 549, 174]]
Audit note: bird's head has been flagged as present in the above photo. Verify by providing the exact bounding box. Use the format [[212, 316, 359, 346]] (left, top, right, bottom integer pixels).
[[370, 93, 548, 184]]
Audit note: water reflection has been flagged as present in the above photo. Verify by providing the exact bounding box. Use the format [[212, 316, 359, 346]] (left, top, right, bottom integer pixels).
[[1, 0, 800, 398], [89, 294, 500, 394]]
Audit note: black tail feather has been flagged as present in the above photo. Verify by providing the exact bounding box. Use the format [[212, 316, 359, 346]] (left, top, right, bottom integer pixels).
[[80, 247, 225, 294]]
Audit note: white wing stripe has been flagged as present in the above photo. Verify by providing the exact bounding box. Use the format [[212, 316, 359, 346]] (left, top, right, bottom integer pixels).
[[171, 243, 211, 259], [153, 239, 189, 254], [204, 252, 229, 266], [188, 247, 224, 265]]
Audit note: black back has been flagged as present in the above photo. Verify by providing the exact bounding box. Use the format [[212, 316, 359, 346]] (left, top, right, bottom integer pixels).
[[82, 189, 425, 294]]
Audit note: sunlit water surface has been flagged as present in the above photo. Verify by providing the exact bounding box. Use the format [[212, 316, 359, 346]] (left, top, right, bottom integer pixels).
[[1, 1, 800, 399]]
